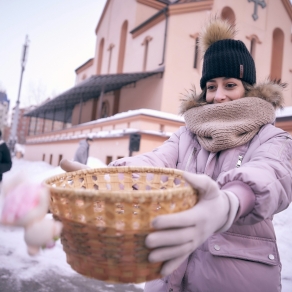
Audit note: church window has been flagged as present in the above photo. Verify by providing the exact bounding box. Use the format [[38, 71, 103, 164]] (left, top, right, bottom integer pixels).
[[97, 38, 104, 75], [117, 20, 128, 73], [270, 28, 284, 81]]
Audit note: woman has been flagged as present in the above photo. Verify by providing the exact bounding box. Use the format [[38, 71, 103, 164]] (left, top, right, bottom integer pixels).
[[62, 18, 292, 291], [110, 18, 292, 292]]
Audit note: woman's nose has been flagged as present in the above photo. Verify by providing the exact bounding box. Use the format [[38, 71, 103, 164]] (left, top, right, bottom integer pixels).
[[213, 88, 227, 103]]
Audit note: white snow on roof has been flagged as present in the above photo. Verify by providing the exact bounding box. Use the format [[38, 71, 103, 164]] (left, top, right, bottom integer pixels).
[[27, 128, 173, 144], [82, 108, 185, 126], [81, 106, 292, 125], [93, 128, 138, 137]]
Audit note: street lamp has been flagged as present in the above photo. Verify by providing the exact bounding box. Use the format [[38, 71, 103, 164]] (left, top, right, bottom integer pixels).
[[9, 35, 30, 154]]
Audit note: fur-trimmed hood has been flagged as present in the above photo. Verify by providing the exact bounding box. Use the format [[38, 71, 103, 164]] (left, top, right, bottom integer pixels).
[[179, 80, 286, 115]]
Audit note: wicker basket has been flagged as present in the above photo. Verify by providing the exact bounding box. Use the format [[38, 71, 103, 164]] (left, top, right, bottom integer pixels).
[[45, 166, 198, 283]]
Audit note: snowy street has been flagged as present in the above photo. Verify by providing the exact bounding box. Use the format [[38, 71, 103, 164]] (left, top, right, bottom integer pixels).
[[0, 158, 291, 291]]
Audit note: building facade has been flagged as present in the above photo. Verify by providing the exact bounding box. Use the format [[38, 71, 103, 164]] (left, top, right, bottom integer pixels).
[[24, 0, 292, 165], [0, 91, 10, 139]]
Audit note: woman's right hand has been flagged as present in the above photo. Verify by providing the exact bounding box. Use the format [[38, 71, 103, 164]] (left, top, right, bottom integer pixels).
[[145, 172, 239, 276], [60, 159, 90, 172]]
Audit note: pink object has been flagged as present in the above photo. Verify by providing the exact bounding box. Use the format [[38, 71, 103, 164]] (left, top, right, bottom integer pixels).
[[0, 179, 63, 256], [44, 240, 56, 249], [1, 184, 42, 224]]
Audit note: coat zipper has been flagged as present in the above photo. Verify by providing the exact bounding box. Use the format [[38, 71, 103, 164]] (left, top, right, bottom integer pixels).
[[236, 155, 244, 168], [185, 147, 197, 172]]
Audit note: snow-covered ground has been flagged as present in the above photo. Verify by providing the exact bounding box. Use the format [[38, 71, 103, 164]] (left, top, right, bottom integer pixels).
[[0, 158, 291, 291]]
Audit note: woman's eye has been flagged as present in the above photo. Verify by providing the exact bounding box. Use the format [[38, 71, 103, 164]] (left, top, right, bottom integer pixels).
[[226, 83, 236, 88], [207, 85, 216, 91]]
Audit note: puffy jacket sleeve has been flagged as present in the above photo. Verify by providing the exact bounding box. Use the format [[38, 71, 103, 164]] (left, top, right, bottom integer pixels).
[[109, 127, 187, 168], [0, 143, 12, 174], [218, 132, 292, 225]]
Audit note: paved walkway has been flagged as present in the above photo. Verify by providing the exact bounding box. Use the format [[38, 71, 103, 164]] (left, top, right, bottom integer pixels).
[[0, 268, 144, 292]]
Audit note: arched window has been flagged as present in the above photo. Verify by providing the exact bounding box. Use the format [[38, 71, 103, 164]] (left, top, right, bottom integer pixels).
[[97, 38, 104, 75], [221, 6, 236, 26], [193, 37, 199, 69], [82, 74, 87, 80], [270, 28, 284, 81], [107, 43, 115, 74], [117, 20, 128, 73], [246, 34, 261, 59], [250, 38, 256, 58], [190, 33, 200, 69], [142, 36, 153, 71]]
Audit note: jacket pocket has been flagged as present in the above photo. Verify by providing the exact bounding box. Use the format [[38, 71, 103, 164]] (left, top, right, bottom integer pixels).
[[208, 232, 280, 266]]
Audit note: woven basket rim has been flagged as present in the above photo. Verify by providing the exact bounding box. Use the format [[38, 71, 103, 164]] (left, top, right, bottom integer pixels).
[[44, 166, 194, 201]]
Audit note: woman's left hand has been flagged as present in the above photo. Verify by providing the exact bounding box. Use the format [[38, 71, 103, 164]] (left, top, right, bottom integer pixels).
[[145, 172, 239, 276]]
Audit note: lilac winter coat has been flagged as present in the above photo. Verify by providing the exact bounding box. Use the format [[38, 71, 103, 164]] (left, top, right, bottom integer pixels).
[[110, 123, 292, 292]]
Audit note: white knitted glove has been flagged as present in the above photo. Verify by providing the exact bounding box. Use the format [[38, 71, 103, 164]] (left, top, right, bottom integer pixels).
[[60, 159, 90, 172], [145, 172, 239, 276]]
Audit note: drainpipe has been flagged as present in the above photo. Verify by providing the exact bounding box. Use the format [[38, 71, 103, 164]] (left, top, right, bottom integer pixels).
[[159, 6, 169, 66], [34, 115, 38, 135], [63, 100, 68, 129], [51, 107, 56, 131], [42, 111, 46, 133], [97, 84, 105, 119], [78, 95, 83, 124]]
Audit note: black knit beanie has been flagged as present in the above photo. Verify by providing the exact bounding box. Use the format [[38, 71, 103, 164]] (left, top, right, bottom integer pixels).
[[199, 20, 256, 89]]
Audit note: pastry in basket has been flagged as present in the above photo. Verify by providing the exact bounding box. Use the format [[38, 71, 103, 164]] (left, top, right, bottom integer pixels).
[[0, 174, 63, 255]]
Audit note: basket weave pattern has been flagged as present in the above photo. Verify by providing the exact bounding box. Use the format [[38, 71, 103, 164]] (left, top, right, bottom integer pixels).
[[45, 166, 197, 283]]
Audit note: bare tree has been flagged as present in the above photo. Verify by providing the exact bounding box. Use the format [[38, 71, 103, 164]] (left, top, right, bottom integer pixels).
[[24, 80, 48, 107], [50, 89, 59, 99]]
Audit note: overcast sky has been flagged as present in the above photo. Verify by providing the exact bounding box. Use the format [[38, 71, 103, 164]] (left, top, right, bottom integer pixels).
[[0, 0, 106, 111]]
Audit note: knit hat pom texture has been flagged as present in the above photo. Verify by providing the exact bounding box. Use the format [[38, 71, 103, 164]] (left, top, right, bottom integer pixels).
[[199, 18, 256, 89]]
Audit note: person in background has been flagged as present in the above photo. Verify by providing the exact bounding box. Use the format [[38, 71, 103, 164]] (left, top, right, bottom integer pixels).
[[0, 130, 12, 184], [73, 136, 93, 165]]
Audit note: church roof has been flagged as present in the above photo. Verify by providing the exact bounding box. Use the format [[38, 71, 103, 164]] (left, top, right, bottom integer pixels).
[[24, 67, 164, 123]]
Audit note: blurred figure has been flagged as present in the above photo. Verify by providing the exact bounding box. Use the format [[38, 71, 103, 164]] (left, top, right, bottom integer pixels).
[[73, 137, 93, 165], [0, 130, 12, 184]]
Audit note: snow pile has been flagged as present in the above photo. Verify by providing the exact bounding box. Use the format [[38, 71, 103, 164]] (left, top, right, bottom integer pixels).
[[14, 143, 25, 155], [86, 156, 107, 168]]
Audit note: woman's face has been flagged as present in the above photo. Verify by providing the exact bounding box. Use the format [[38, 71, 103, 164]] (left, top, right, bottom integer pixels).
[[206, 77, 245, 104]]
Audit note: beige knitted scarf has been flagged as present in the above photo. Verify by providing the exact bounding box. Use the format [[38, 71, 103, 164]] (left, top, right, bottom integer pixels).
[[184, 97, 275, 153]]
